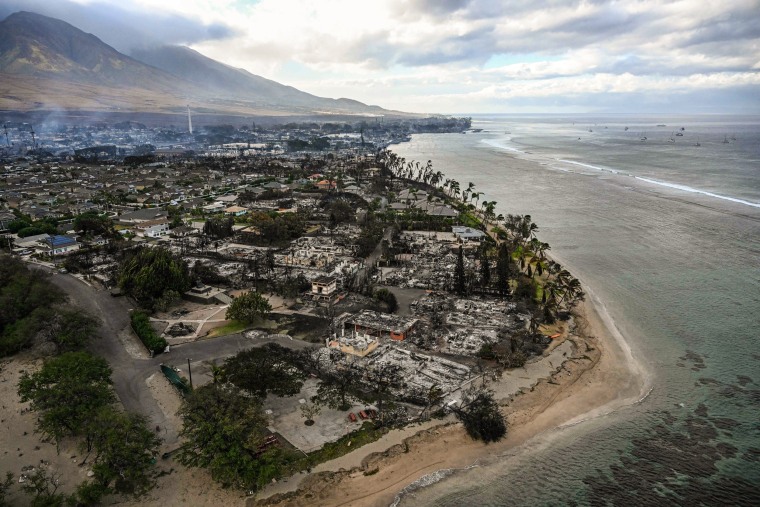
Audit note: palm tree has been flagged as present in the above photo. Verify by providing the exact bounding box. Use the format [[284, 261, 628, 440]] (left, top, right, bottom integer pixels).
[[471, 191, 482, 210], [431, 170, 443, 189], [449, 180, 460, 200], [463, 182, 474, 204]]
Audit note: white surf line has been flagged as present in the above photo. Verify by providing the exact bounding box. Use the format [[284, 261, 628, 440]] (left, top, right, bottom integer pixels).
[[557, 159, 760, 208], [481, 138, 524, 153], [557, 158, 621, 174], [634, 176, 760, 208]]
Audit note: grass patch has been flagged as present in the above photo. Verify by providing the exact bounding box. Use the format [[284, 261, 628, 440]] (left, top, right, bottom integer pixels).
[[458, 211, 483, 229], [206, 320, 248, 338]]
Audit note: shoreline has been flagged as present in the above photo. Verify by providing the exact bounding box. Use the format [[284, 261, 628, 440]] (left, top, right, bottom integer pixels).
[[252, 285, 650, 507]]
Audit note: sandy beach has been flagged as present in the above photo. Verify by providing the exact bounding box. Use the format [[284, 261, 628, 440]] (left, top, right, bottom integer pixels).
[[251, 293, 648, 507], [0, 286, 647, 507]]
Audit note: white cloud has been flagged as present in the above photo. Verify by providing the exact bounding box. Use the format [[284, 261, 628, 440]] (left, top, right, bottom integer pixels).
[[24, 0, 760, 112]]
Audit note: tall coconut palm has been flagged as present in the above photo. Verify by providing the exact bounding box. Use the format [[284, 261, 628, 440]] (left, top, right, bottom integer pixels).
[[463, 182, 475, 204], [483, 201, 496, 231], [449, 180, 460, 200], [471, 191, 482, 210], [431, 170, 443, 189]]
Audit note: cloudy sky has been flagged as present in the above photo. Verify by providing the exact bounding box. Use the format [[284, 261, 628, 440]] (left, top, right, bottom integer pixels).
[[3, 0, 760, 114]]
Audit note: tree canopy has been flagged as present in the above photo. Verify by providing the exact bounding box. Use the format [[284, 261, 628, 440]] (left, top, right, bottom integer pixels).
[[225, 291, 272, 324], [221, 343, 306, 398], [84, 408, 161, 498], [118, 246, 190, 307], [203, 216, 234, 239], [73, 211, 114, 237], [18, 351, 115, 444], [177, 384, 289, 491], [453, 390, 507, 443], [0, 256, 66, 356]]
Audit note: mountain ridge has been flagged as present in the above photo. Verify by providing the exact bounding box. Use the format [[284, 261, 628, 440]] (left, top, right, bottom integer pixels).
[[0, 11, 410, 119]]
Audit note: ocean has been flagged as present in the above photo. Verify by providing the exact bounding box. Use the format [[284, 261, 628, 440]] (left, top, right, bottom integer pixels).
[[391, 114, 760, 506]]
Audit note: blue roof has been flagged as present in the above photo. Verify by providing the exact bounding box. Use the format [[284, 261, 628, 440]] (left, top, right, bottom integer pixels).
[[47, 235, 77, 247]]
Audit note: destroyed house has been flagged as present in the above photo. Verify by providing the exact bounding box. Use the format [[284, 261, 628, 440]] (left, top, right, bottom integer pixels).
[[311, 275, 337, 298], [339, 310, 418, 341]]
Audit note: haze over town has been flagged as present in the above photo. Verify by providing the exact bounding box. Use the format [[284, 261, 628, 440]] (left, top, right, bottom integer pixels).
[[2, 0, 758, 114]]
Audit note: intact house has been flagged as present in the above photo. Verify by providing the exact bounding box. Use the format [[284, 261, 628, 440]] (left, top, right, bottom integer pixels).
[[224, 205, 248, 217], [135, 218, 170, 238], [311, 275, 338, 299], [215, 194, 239, 206], [316, 179, 337, 191], [452, 226, 486, 242], [44, 235, 80, 256], [203, 202, 225, 213], [118, 208, 169, 224]]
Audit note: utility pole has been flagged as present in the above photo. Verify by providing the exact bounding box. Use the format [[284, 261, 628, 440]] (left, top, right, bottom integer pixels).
[[187, 358, 193, 389]]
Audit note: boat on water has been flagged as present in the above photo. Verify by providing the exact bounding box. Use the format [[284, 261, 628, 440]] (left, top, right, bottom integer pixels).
[[723, 135, 730, 144], [640, 132, 647, 141], [676, 132, 684, 136]]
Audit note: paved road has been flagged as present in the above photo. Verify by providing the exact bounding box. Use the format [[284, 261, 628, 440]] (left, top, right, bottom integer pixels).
[[374, 285, 428, 316], [35, 265, 315, 446], [354, 225, 394, 287]]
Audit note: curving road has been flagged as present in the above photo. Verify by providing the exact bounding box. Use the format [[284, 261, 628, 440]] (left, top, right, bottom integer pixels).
[[37, 265, 314, 446]]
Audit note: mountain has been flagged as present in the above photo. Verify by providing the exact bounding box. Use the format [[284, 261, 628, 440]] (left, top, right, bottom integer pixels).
[[0, 11, 185, 92], [130, 45, 389, 115], [0, 11, 405, 119]]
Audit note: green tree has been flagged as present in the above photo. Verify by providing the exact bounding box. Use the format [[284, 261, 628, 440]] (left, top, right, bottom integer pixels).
[[312, 369, 355, 411], [203, 216, 234, 239], [177, 384, 287, 491], [19, 468, 68, 507], [118, 246, 190, 307], [222, 343, 306, 398], [225, 291, 272, 324], [73, 211, 113, 237], [84, 408, 161, 498], [18, 352, 115, 445], [0, 472, 14, 507], [300, 402, 321, 425], [44, 309, 99, 353], [325, 199, 353, 224], [452, 389, 506, 443], [8, 218, 31, 233], [0, 256, 66, 356]]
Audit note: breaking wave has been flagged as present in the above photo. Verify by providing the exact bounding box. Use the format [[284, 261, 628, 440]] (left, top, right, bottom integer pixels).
[[389, 464, 480, 507]]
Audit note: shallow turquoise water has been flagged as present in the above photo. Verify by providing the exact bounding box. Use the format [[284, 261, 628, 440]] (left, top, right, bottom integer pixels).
[[392, 115, 760, 506]]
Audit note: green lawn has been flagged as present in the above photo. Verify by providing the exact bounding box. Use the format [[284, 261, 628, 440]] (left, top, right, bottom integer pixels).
[[206, 320, 248, 338]]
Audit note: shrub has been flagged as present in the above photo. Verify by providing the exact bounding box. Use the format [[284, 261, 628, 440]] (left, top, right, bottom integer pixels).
[[130, 311, 167, 354]]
